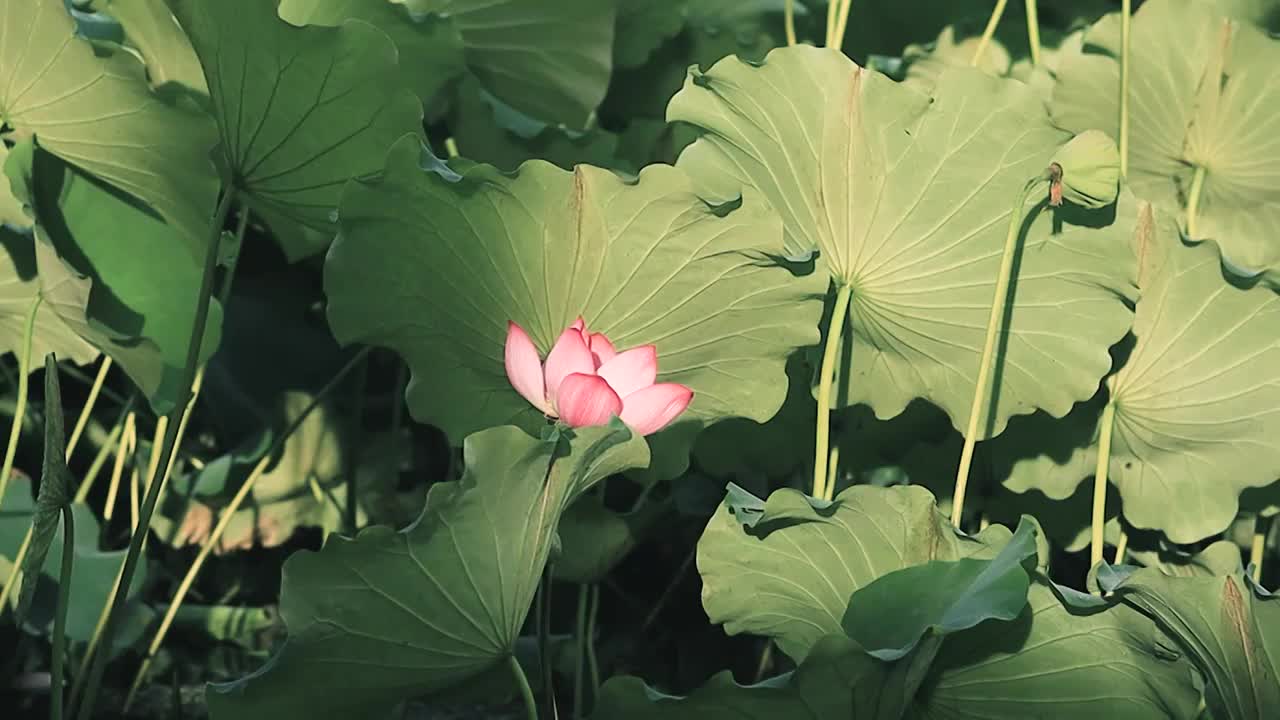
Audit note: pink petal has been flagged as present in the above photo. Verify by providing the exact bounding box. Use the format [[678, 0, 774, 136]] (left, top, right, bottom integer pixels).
[[557, 373, 623, 428], [544, 326, 596, 409], [619, 383, 694, 436], [505, 322, 551, 414], [597, 345, 657, 399], [571, 316, 586, 332], [588, 333, 617, 367]]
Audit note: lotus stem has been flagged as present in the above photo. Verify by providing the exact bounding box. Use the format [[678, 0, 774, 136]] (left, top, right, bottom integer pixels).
[[784, 0, 797, 46], [509, 654, 539, 720], [1186, 165, 1207, 238], [586, 584, 600, 694], [826, 0, 839, 46], [1113, 530, 1129, 564], [51, 505, 75, 720], [573, 583, 589, 718], [814, 283, 853, 499], [1024, 0, 1041, 66], [0, 295, 42, 511], [970, 0, 1009, 67], [75, 189, 235, 720], [1251, 514, 1273, 584], [103, 413, 136, 522], [832, 0, 854, 51], [64, 357, 112, 462], [122, 347, 370, 707], [1090, 401, 1118, 572], [952, 178, 1041, 527], [1120, 0, 1131, 178], [824, 444, 840, 502]]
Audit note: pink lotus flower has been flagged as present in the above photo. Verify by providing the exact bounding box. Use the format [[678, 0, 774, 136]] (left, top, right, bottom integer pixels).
[[505, 317, 693, 436]]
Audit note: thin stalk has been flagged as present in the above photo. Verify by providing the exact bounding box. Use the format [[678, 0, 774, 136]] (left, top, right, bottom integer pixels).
[[103, 413, 137, 522], [1250, 514, 1273, 584], [538, 566, 555, 717], [444, 137, 460, 159], [585, 585, 599, 698], [781, 0, 796, 46], [813, 283, 853, 499], [1119, 0, 1132, 178], [218, 207, 249, 305], [952, 179, 1041, 527], [51, 505, 75, 720], [67, 564, 125, 715], [970, 0, 1009, 67], [1024, 0, 1041, 66], [345, 355, 368, 534], [509, 654, 538, 720], [1090, 401, 1118, 571], [0, 529, 31, 612], [825, 0, 838, 45], [573, 584, 589, 719], [832, 0, 853, 52], [1185, 165, 1207, 238], [158, 369, 206, 489], [1113, 530, 1129, 564], [824, 444, 840, 502], [122, 348, 370, 708], [74, 401, 132, 504], [75, 189, 235, 720], [754, 640, 775, 682], [65, 357, 112, 461], [0, 295, 43, 508]]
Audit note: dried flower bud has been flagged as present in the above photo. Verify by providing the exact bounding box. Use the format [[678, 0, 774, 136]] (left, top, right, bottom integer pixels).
[[1048, 130, 1121, 209]]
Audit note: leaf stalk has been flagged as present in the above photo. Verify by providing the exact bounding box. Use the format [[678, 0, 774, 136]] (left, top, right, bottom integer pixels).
[[814, 283, 853, 500]]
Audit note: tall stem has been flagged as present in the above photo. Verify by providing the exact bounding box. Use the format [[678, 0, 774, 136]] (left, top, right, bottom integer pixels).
[[825, 0, 838, 46], [1024, 0, 1041, 66], [1185, 165, 1207, 239], [51, 505, 75, 720], [1119, 0, 1131, 178], [122, 348, 370, 707], [1090, 401, 1117, 570], [784, 0, 797, 46], [65, 356, 112, 461], [1113, 530, 1129, 564], [970, 0, 1009, 67], [1251, 514, 1273, 584], [824, 444, 840, 502], [0, 294, 43, 509], [509, 655, 539, 720], [813, 283, 853, 499], [832, 0, 854, 52], [573, 583, 589, 719], [75, 189, 234, 720], [952, 179, 1040, 527]]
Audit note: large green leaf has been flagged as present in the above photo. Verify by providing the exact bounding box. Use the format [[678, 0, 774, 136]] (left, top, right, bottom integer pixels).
[[1099, 567, 1280, 720], [206, 422, 650, 720], [170, 0, 424, 243], [0, 142, 28, 228], [0, 0, 218, 254], [0, 227, 97, 367], [991, 209, 1280, 543], [1052, 0, 1280, 287], [913, 577, 1203, 719], [696, 483, 1007, 663], [17, 147, 221, 412], [669, 47, 1140, 439], [325, 136, 824, 478], [276, 0, 465, 106]]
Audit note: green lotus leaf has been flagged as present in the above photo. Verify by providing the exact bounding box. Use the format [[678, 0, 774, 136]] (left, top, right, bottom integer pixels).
[[170, 0, 424, 242], [1099, 567, 1280, 720], [614, 0, 686, 69], [98, 0, 208, 95], [1052, 0, 1280, 287], [0, 477, 149, 650], [669, 47, 1140, 439], [276, 0, 465, 106], [592, 634, 937, 720], [916, 576, 1203, 718], [0, 143, 28, 229], [696, 483, 1007, 663], [15, 146, 221, 412], [992, 207, 1280, 543], [0, 227, 97, 367], [1126, 539, 1244, 578], [325, 135, 824, 479], [0, 0, 218, 255], [206, 422, 649, 720], [335, 0, 614, 128]]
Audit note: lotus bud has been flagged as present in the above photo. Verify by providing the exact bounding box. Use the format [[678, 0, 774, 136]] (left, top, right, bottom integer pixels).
[[1047, 130, 1121, 209]]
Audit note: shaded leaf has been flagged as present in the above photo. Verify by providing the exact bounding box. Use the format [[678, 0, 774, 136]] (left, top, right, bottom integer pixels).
[[670, 47, 1140, 439], [326, 136, 824, 479], [0, 0, 218, 255], [553, 497, 668, 584], [0, 226, 97, 367], [206, 422, 650, 719], [17, 353, 72, 621], [99, 0, 208, 94]]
